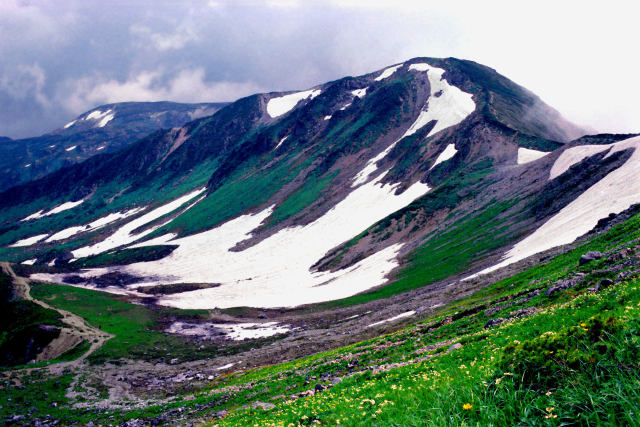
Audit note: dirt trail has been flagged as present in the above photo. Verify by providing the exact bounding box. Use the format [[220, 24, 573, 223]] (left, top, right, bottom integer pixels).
[[1, 262, 114, 369]]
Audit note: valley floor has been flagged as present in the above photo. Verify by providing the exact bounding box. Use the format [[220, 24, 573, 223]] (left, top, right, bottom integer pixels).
[[2, 212, 640, 425]]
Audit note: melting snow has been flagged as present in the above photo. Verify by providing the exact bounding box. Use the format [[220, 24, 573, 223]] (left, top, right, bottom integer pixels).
[[374, 65, 401, 81], [96, 146, 105, 150], [63, 120, 76, 129], [549, 144, 611, 180], [430, 143, 458, 170], [90, 172, 432, 309], [367, 310, 415, 328], [275, 135, 288, 150], [216, 362, 235, 371], [339, 103, 352, 111], [266, 89, 321, 118], [24, 163, 31, 168], [21, 259, 37, 265], [166, 321, 289, 340], [21, 199, 84, 221], [10, 234, 48, 247], [352, 63, 475, 186], [408, 63, 430, 71], [96, 112, 114, 128], [211, 322, 290, 340], [324, 115, 332, 120], [468, 136, 640, 279], [351, 87, 368, 98], [517, 147, 550, 165], [71, 188, 205, 258], [65, 145, 77, 152], [45, 208, 145, 242], [403, 64, 475, 137]]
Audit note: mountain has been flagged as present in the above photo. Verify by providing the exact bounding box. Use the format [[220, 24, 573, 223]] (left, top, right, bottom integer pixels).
[[2, 57, 638, 313], [0, 101, 227, 192]]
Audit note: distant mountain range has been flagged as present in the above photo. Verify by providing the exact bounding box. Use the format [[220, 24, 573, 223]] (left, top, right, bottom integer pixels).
[[1, 57, 638, 311], [0, 101, 227, 192]]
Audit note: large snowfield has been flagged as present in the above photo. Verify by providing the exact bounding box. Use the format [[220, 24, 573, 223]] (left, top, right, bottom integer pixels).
[[120, 171, 430, 309], [35, 171, 430, 309]]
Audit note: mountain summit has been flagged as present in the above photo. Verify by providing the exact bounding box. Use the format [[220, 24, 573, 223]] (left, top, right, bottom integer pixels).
[[2, 57, 637, 310]]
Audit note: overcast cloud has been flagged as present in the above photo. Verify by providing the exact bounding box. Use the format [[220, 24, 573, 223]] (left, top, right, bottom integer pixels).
[[0, 0, 637, 138]]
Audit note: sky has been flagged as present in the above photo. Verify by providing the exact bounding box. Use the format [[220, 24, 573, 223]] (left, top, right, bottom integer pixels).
[[0, 0, 638, 138]]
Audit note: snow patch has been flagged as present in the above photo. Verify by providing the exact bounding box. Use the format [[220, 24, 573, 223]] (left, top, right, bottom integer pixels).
[[63, 120, 76, 129], [430, 143, 458, 170], [21, 199, 84, 221], [468, 136, 640, 279], [403, 64, 475, 138], [339, 103, 352, 111], [96, 112, 115, 128], [549, 144, 611, 180], [408, 63, 430, 71], [518, 147, 550, 165], [49, 200, 85, 215], [275, 135, 288, 150], [10, 234, 48, 247], [65, 145, 77, 152], [374, 65, 401, 81], [323, 115, 332, 121], [351, 87, 368, 98], [71, 188, 205, 258], [24, 163, 31, 168], [352, 64, 474, 186], [21, 259, 37, 265], [166, 321, 289, 341], [96, 146, 105, 150], [266, 89, 321, 118], [367, 311, 415, 328], [86, 109, 111, 121], [45, 208, 145, 242], [212, 322, 290, 340], [216, 362, 235, 371]]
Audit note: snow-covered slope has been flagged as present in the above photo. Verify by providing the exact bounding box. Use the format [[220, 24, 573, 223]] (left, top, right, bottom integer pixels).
[[5, 57, 629, 311], [469, 136, 640, 278]]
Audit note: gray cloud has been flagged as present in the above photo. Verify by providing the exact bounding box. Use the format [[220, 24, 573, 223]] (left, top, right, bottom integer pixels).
[[0, 0, 638, 138]]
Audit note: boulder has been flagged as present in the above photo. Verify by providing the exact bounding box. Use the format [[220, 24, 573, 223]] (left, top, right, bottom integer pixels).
[[579, 251, 603, 266]]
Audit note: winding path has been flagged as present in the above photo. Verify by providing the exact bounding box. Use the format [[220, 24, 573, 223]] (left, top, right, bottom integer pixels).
[[1, 262, 113, 369]]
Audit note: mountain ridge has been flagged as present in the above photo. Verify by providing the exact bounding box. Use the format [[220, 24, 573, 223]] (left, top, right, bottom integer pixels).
[[3, 57, 638, 312]]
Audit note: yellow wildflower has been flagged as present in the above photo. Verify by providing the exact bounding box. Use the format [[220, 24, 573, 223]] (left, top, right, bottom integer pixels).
[[463, 403, 473, 410]]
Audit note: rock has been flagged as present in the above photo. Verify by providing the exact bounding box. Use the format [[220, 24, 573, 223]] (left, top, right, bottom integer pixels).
[[258, 312, 267, 319], [600, 278, 614, 287], [331, 377, 343, 385], [579, 251, 603, 266], [254, 401, 275, 410], [594, 278, 614, 291], [447, 343, 463, 352], [485, 318, 506, 329], [314, 383, 326, 392], [214, 410, 228, 418], [169, 358, 179, 365], [8, 415, 25, 423]]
